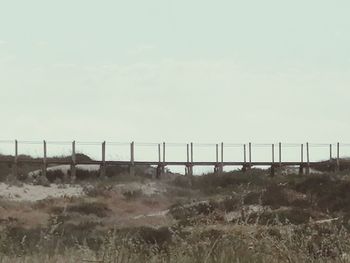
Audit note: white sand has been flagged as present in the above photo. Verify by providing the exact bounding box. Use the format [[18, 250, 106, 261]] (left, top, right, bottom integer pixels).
[[114, 182, 166, 196], [28, 164, 100, 177], [0, 183, 84, 202]]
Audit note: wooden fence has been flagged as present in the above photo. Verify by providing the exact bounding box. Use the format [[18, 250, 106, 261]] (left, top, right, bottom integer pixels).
[[0, 140, 348, 178]]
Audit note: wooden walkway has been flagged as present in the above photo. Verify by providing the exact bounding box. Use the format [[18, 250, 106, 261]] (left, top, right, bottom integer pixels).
[[0, 140, 346, 177]]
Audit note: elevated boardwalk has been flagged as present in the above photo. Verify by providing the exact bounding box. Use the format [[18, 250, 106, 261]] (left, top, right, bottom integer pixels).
[[0, 140, 347, 178]]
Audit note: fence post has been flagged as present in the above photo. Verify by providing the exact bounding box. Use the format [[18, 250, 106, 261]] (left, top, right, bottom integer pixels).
[[101, 141, 106, 178], [279, 142, 282, 172], [130, 141, 135, 176], [243, 144, 247, 172], [299, 144, 304, 175], [271, 144, 275, 177], [214, 144, 219, 174], [71, 141, 76, 181], [43, 140, 47, 178], [185, 144, 189, 175], [156, 143, 162, 179], [158, 144, 161, 163], [13, 140, 18, 178], [329, 144, 332, 161], [244, 144, 246, 163], [249, 142, 252, 168], [306, 142, 310, 175], [220, 142, 224, 173], [162, 142, 166, 174], [301, 144, 304, 163], [189, 142, 193, 176], [336, 142, 340, 172]]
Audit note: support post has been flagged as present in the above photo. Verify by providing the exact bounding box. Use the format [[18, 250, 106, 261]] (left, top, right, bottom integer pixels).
[[185, 144, 189, 175], [220, 142, 224, 173], [156, 143, 162, 179], [248, 142, 252, 169], [189, 142, 193, 176], [190, 143, 193, 162], [71, 141, 76, 181], [270, 144, 275, 177], [244, 144, 246, 163], [214, 144, 219, 174], [299, 144, 304, 175], [101, 141, 106, 178], [42, 140, 47, 178], [301, 144, 304, 163], [242, 144, 247, 172], [130, 141, 135, 176], [329, 144, 332, 161], [158, 144, 161, 163], [306, 142, 310, 175], [336, 142, 340, 172], [13, 140, 18, 178], [162, 142, 166, 174], [279, 142, 282, 169]]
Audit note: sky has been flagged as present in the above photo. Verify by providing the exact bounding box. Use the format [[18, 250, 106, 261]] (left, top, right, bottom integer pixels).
[[0, 0, 350, 165]]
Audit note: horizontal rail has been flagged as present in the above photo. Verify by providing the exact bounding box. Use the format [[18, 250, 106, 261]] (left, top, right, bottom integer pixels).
[[0, 159, 345, 167]]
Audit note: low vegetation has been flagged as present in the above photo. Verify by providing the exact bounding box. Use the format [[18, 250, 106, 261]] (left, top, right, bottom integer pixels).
[[2, 162, 350, 262]]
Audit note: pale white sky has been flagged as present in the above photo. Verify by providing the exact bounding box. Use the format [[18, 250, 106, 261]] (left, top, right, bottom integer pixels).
[[0, 0, 349, 155]]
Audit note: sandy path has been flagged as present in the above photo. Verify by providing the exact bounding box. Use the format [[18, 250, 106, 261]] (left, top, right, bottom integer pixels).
[[0, 183, 84, 202]]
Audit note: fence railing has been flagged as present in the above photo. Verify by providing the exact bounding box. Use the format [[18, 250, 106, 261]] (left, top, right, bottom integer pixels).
[[0, 140, 347, 177]]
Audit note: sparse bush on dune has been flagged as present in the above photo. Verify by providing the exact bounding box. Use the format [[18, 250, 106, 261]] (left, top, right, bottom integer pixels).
[[66, 201, 111, 218], [4, 170, 350, 262], [190, 170, 269, 194], [2, 220, 350, 262], [122, 189, 143, 201], [294, 175, 350, 213], [261, 184, 290, 208]]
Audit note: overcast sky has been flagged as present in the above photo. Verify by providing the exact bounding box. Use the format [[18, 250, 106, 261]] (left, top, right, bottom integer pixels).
[[0, 0, 349, 146]]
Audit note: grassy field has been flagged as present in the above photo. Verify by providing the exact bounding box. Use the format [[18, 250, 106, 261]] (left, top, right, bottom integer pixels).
[[2, 168, 350, 262]]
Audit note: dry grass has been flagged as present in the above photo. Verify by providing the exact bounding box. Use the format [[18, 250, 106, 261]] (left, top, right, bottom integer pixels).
[[2, 171, 350, 262]]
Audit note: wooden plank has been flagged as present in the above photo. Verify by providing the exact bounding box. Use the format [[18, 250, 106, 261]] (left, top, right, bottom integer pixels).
[[0, 159, 338, 167]]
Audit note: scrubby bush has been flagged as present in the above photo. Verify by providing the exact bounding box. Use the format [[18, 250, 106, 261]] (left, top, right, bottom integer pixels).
[[262, 184, 290, 208], [66, 201, 111, 218], [122, 189, 143, 201]]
